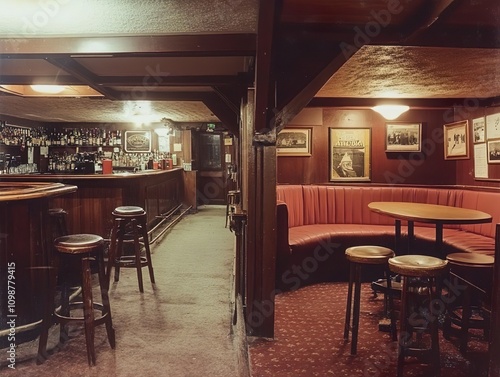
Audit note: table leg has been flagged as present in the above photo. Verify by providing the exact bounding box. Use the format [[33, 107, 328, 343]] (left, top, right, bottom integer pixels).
[[395, 220, 401, 254], [435, 223, 444, 258], [407, 221, 414, 254]]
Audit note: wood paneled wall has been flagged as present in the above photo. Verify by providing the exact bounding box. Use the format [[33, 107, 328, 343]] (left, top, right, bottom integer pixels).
[[278, 108, 456, 186]]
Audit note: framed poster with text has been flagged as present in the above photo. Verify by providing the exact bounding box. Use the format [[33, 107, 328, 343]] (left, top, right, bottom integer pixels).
[[329, 127, 371, 182], [125, 131, 151, 153]]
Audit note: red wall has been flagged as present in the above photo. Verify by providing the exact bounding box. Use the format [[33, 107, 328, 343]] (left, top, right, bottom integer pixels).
[[277, 108, 456, 185]]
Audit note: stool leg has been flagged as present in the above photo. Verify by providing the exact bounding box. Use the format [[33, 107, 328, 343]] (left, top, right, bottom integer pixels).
[[139, 217, 155, 285], [397, 276, 408, 377], [106, 219, 119, 287], [351, 264, 362, 355], [81, 257, 96, 366], [37, 266, 56, 365], [59, 280, 70, 344], [344, 262, 355, 341], [114, 220, 126, 283], [459, 282, 472, 354], [96, 249, 116, 349], [385, 266, 397, 341], [131, 219, 145, 293], [429, 278, 441, 376]]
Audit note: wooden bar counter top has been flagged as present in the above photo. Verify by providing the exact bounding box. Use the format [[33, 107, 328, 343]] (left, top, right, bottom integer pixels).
[[0, 168, 185, 237]]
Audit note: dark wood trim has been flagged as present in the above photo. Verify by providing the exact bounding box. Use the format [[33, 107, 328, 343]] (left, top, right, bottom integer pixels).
[[0, 34, 256, 56], [202, 93, 239, 136]]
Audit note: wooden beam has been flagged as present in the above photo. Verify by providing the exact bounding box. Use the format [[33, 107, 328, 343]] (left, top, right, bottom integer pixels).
[[253, 0, 279, 133], [201, 93, 239, 136], [0, 34, 256, 57], [402, 0, 461, 44], [307, 97, 472, 109], [490, 224, 500, 376], [98, 75, 241, 87], [46, 57, 119, 99]]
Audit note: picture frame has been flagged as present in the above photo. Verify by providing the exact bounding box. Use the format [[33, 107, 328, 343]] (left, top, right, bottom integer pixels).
[[487, 139, 500, 163], [486, 113, 500, 140], [329, 127, 371, 181], [124, 130, 151, 153], [277, 127, 312, 156], [472, 117, 486, 143], [385, 122, 422, 152], [443, 120, 469, 160]]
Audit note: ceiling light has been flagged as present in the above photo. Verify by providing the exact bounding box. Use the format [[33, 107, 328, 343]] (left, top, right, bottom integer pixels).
[[371, 105, 410, 120], [30, 85, 66, 94]]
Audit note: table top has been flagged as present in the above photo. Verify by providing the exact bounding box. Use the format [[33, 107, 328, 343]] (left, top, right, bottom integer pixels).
[[368, 201, 492, 225]]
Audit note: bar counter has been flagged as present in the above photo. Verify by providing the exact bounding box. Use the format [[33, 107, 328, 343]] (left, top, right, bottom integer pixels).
[[0, 182, 77, 337], [0, 168, 185, 238]]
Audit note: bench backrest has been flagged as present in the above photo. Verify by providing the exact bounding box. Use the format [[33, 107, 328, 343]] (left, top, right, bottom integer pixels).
[[277, 185, 497, 237]]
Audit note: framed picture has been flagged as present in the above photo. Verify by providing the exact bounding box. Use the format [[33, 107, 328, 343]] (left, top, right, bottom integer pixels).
[[443, 120, 469, 160], [277, 127, 312, 156], [486, 113, 500, 140], [329, 127, 371, 181], [473, 117, 486, 143], [385, 122, 421, 152], [487, 139, 500, 163], [124, 130, 151, 152]]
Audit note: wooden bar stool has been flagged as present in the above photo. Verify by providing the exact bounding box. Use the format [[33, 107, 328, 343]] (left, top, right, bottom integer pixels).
[[107, 206, 155, 293], [388, 255, 448, 377], [38, 234, 115, 366], [443, 252, 494, 354], [344, 245, 397, 355]]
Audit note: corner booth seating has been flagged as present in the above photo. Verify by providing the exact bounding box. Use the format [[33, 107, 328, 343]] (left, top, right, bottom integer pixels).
[[276, 184, 499, 291]]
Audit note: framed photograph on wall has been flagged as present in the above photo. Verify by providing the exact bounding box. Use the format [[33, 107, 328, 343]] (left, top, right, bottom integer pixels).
[[473, 117, 486, 143], [385, 122, 421, 152], [443, 120, 469, 160], [487, 139, 500, 163], [124, 130, 151, 153], [329, 127, 371, 181], [277, 127, 312, 156], [486, 113, 500, 140]]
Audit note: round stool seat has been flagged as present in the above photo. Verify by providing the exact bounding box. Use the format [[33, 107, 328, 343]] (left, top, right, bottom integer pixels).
[[55, 234, 104, 254], [389, 255, 448, 277], [446, 253, 494, 267], [345, 245, 394, 264], [113, 206, 145, 216]]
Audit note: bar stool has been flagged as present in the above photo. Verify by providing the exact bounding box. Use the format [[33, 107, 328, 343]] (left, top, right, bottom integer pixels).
[[38, 234, 115, 366], [388, 255, 448, 377], [107, 206, 155, 293], [443, 252, 494, 354], [344, 245, 397, 355]]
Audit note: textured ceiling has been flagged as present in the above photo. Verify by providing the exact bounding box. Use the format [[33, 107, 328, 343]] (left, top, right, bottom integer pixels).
[[0, 97, 218, 124], [0, 0, 258, 37], [317, 46, 500, 99]]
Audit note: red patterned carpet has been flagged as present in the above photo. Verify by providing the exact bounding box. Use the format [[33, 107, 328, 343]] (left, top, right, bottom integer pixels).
[[248, 282, 489, 377]]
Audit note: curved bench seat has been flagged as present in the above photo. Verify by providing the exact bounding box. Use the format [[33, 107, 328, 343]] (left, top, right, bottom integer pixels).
[[276, 185, 498, 291]]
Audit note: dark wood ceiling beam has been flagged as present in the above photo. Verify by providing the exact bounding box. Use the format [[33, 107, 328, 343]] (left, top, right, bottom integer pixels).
[[201, 93, 238, 135], [98, 75, 241, 87], [402, 0, 459, 44], [0, 75, 79, 85], [307, 97, 476, 108], [212, 86, 240, 115], [0, 34, 256, 57], [46, 57, 119, 99], [253, 0, 279, 133]]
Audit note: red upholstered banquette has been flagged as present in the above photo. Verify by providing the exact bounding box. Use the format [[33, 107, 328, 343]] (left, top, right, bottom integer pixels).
[[276, 185, 499, 291]]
